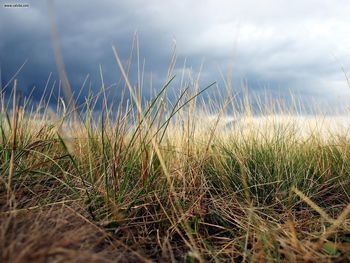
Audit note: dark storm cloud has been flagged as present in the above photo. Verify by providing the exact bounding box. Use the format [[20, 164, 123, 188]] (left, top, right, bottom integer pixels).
[[1, 0, 350, 109], [0, 0, 176, 105]]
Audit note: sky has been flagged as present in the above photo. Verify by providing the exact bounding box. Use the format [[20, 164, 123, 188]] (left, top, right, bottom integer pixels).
[[1, 0, 350, 112]]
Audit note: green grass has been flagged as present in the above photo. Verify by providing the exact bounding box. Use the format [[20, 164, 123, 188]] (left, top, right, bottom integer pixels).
[[1, 52, 350, 262]]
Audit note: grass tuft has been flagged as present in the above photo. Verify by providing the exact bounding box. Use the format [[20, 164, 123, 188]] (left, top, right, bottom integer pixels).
[[1, 48, 350, 262]]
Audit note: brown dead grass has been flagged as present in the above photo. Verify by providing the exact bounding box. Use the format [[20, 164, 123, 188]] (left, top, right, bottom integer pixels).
[[0, 205, 144, 263]]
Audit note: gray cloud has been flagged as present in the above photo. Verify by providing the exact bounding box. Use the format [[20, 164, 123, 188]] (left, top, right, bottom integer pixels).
[[1, 0, 350, 111]]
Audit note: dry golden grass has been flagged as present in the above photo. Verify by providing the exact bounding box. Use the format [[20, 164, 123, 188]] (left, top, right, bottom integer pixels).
[[1, 47, 350, 262]]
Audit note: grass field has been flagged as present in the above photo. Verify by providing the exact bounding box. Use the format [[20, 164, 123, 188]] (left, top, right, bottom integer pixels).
[[1, 56, 350, 262]]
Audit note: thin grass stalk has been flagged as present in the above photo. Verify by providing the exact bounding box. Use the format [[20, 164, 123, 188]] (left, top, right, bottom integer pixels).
[[7, 79, 18, 200]]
